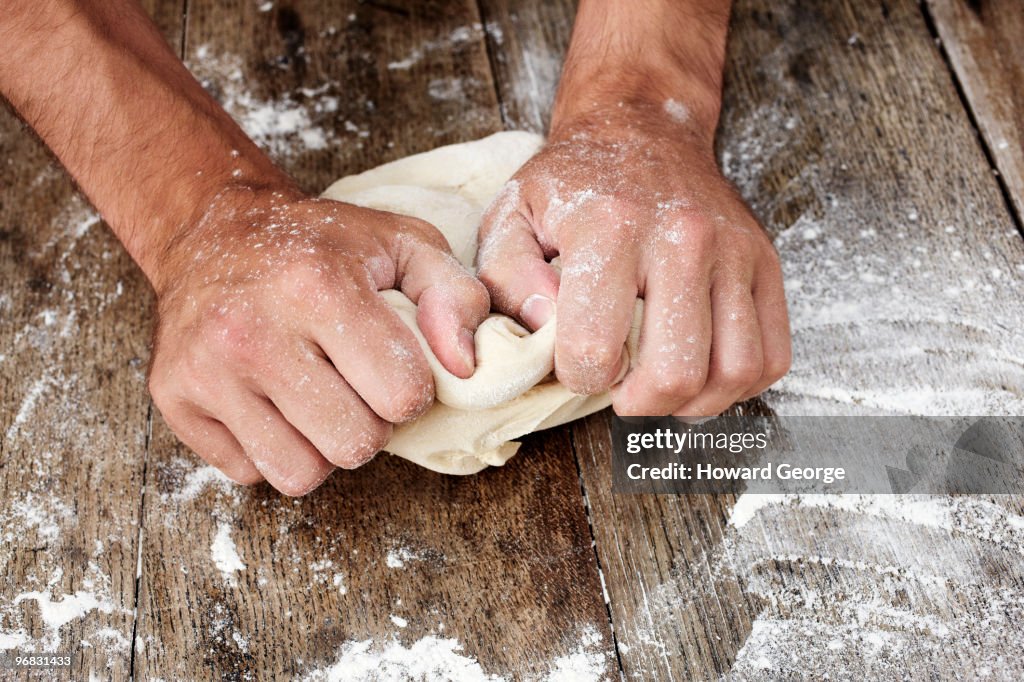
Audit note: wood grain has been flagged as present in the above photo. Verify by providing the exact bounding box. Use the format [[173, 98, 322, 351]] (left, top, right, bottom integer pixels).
[[0, 3, 184, 679], [4, 0, 1024, 678], [131, 1, 616, 679], [927, 0, 1024, 220], [476, 0, 576, 133]]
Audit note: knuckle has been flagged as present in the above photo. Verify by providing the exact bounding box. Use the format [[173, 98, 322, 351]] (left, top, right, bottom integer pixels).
[[384, 375, 435, 422], [650, 367, 707, 401], [611, 396, 648, 418], [202, 307, 259, 363], [279, 258, 334, 301], [676, 218, 718, 250], [403, 217, 448, 250], [334, 421, 391, 469], [566, 339, 622, 373], [558, 338, 623, 393], [147, 373, 174, 410], [476, 253, 517, 286], [764, 349, 793, 383], [761, 240, 783, 269], [718, 358, 764, 389], [456, 276, 491, 314]]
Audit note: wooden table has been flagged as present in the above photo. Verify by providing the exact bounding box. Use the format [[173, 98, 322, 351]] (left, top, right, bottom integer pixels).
[[2, 0, 1023, 679]]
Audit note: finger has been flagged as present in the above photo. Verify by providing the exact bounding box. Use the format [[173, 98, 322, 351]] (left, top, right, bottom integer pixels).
[[261, 345, 392, 469], [217, 385, 335, 497], [312, 277, 435, 424], [392, 223, 491, 378], [554, 228, 638, 395], [674, 283, 764, 418], [741, 252, 792, 400], [158, 400, 263, 485], [476, 185, 560, 330], [612, 262, 712, 416]]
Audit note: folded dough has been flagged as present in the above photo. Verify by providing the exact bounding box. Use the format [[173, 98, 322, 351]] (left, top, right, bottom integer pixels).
[[322, 132, 640, 475]]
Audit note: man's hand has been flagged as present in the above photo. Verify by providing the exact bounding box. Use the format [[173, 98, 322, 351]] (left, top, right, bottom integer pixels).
[[0, 0, 488, 494], [477, 0, 791, 417], [149, 189, 488, 494]]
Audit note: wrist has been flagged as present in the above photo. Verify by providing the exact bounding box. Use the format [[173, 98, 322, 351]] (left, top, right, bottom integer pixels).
[[550, 0, 729, 144], [133, 170, 300, 296], [550, 64, 724, 149]]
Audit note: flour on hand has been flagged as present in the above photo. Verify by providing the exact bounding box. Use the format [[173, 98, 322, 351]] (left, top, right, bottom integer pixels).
[[322, 132, 640, 474]]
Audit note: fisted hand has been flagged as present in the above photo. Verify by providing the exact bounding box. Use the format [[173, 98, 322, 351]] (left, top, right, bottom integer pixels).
[[147, 187, 489, 495], [477, 107, 791, 418]]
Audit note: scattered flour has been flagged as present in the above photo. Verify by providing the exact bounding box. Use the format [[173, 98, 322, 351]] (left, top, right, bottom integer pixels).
[[82, 626, 131, 653], [4, 376, 58, 442], [187, 45, 338, 161], [708, 493, 1024, 678], [166, 463, 238, 504], [13, 589, 115, 652], [0, 631, 30, 650], [614, 491, 1024, 677], [718, 73, 1024, 416], [428, 77, 481, 102], [386, 24, 484, 70], [300, 626, 610, 682], [385, 547, 424, 569], [333, 573, 348, 596], [232, 631, 250, 653], [546, 626, 609, 682], [2, 493, 75, 544], [663, 99, 690, 124], [300, 636, 499, 682], [211, 523, 247, 582]]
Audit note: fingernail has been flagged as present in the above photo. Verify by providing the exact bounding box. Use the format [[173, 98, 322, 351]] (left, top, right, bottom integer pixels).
[[676, 415, 711, 425], [458, 328, 476, 371], [521, 294, 555, 330]]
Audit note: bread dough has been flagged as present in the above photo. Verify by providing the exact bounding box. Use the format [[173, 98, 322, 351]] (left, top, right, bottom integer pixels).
[[322, 132, 640, 475]]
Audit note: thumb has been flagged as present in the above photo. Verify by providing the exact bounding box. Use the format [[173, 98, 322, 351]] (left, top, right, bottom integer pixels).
[[476, 183, 560, 330]]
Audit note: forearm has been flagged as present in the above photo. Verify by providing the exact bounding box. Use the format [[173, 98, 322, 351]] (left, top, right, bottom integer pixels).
[[0, 0, 292, 288], [552, 0, 731, 141]]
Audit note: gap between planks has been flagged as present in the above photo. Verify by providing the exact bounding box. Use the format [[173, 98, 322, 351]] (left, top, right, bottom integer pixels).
[[916, 0, 1024, 238]]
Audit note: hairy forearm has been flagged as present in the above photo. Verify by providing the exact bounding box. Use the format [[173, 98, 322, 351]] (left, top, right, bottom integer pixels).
[[552, 0, 731, 141], [0, 0, 291, 287]]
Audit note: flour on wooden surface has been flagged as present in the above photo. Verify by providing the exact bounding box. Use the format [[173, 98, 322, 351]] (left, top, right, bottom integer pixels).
[[211, 522, 247, 582], [386, 546, 425, 569], [386, 24, 485, 71], [5, 566, 119, 652], [1, 194, 141, 662], [720, 494, 1024, 678], [719, 95, 1024, 416], [164, 462, 239, 504], [188, 45, 340, 160], [301, 624, 610, 681], [301, 636, 499, 682]]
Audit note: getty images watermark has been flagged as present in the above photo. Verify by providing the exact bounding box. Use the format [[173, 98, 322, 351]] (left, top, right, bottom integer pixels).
[[611, 416, 1024, 495]]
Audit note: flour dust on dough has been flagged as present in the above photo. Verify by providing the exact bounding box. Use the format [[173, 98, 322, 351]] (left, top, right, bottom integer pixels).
[[322, 132, 640, 475]]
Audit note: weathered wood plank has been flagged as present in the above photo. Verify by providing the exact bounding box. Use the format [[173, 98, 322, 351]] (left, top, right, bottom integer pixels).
[[476, 0, 576, 133], [483, 0, 1024, 678], [133, 1, 616, 678], [927, 0, 1024, 220], [0, 3, 184, 679]]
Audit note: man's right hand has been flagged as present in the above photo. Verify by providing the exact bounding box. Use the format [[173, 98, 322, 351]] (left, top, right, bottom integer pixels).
[[147, 188, 489, 495]]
